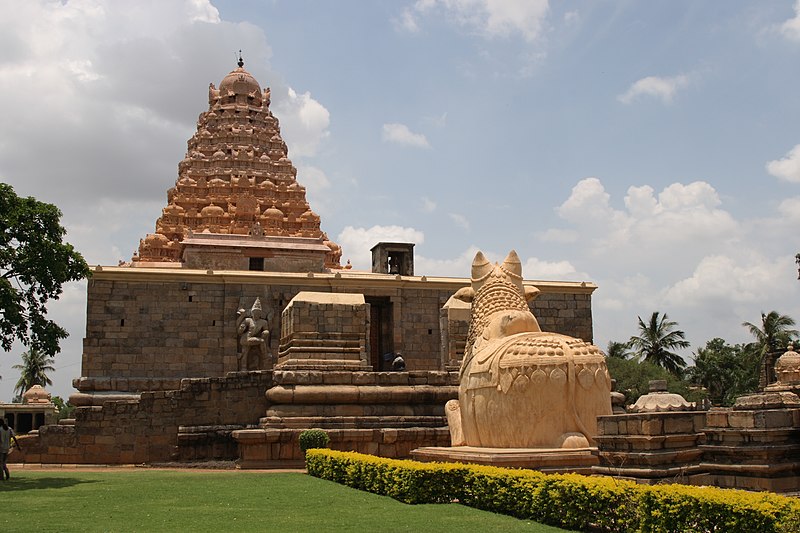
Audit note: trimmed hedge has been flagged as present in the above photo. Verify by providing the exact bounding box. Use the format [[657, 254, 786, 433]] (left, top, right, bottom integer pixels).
[[298, 429, 330, 455], [306, 450, 800, 533]]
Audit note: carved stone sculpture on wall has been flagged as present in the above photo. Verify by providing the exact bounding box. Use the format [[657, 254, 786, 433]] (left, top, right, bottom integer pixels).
[[449, 250, 612, 449], [236, 297, 272, 370]]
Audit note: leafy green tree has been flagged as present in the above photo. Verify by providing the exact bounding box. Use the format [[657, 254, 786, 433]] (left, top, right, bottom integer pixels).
[[606, 340, 633, 359], [0, 182, 90, 356], [51, 395, 75, 421], [686, 338, 760, 406], [742, 311, 798, 387], [606, 357, 700, 405], [628, 312, 690, 376], [12, 347, 55, 397]]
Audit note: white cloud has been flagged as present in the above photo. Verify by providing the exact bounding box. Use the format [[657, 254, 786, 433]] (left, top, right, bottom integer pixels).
[[522, 257, 583, 280], [555, 178, 737, 257], [416, 246, 481, 277], [618, 74, 689, 104], [274, 88, 331, 158], [780, 1, 800, 41], [399, 0, 550, 42], [421, 196, 437, 213], [337, 225, 425, 270], [448, 212, 470, 230], [382, 123, 431, 148], [766, 144, 800, 183], [664, 255, 791, 307]]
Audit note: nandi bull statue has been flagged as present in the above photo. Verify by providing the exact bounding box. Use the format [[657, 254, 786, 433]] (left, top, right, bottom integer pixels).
[[446, 250, 611, 449]]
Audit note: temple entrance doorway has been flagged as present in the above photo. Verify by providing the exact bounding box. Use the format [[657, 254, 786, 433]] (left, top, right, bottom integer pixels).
[[366, 297, 393, 371]]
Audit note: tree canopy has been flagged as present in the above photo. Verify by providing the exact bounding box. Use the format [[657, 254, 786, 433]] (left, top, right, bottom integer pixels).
[[686, 338, 759, 406], [13, 347, 55, 397], [0, 182, 90, 356], [742, 310, 798, 388], [629, 311, 690, 375]]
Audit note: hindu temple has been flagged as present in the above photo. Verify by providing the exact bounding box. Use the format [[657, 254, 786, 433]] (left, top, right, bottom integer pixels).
[[13, 58, 596, 467], [10, 58, 800, 493]]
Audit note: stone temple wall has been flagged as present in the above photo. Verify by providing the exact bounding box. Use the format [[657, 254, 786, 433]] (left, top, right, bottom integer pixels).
[[75, 267, 596, 395], [17, 371, 273, 464]]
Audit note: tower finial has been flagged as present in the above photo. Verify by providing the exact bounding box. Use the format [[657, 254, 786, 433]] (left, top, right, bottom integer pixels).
[[237, 50, 244, 68]]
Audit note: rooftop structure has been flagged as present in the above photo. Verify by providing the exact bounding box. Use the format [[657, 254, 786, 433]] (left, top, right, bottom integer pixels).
[[133, 55, 341, 272]]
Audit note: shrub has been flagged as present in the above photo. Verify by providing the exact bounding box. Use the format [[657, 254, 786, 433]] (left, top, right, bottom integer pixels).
[[298, 429, 329, 456], [306, 449, 800, 533]]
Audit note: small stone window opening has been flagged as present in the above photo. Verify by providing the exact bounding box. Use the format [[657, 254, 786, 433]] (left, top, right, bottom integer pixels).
[[120, 319, 125, 327], [249, 257, 264, 271], [188, 295, 193, 302]]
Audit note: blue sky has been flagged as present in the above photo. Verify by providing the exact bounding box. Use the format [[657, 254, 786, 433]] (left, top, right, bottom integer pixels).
[[2, 0, 800, 400]]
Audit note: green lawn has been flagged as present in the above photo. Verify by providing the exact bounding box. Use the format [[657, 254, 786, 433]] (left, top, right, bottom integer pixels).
[[0, 470, 570, 532]]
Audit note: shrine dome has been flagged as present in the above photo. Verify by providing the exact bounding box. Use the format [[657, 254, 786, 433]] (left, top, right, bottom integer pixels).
[[264, 206, 283, 219], [201, 204, 225, 217], [219, 65, 261, 96]]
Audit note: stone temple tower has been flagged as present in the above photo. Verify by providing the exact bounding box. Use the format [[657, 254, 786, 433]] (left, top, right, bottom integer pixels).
[[133, 56, 342, 272]]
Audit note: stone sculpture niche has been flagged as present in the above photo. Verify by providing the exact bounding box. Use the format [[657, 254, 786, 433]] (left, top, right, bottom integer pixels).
[[448, 250, 611, 449], [236, 297, 273, 370]]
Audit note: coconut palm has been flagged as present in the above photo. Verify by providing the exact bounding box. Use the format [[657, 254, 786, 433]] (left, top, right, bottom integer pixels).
[[742, 311, 798, 387], [12, 347, 55, 397], [628, 312, 689, 375], [606, 340, 633, 359]]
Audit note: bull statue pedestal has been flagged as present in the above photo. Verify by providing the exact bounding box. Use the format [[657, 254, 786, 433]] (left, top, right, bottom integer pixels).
[[413, 250, 612, 473]]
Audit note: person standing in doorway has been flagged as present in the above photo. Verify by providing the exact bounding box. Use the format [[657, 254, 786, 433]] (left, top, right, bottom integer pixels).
[[1, 418, 21, 480]]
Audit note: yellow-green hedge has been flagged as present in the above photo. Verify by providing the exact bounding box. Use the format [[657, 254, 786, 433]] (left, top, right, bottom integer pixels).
[[305, 449, 800, 533]]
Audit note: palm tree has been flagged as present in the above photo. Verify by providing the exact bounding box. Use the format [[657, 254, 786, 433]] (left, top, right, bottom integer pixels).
[[606, 340, 633, 359], [742, 311, 798, 388], [12, 347, 55, 398], [628, 312, 690, 375]]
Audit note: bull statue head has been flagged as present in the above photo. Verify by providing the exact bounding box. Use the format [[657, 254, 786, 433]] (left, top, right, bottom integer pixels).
[[454, 251, 542, 373]]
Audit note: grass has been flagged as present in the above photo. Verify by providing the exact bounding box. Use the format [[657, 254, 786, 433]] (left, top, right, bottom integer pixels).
[[0, 470, 571, 532]]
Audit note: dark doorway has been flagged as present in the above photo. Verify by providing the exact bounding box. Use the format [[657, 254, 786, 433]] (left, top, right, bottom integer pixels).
[[34, 412, 45, 430], [366, 297, 393, 371], [249, 257, 264, 271], [17, 412, 33, 434]]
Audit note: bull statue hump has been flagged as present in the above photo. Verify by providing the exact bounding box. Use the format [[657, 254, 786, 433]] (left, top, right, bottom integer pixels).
[[449, 250, 612, 449]]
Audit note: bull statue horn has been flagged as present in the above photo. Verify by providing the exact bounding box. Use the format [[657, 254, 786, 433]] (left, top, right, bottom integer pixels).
[[472, 250, 492, 280], [471, 251, 492, 280], [502, 250, 523, 278]]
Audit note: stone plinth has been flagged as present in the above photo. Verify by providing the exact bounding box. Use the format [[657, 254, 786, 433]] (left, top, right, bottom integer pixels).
[[696, 393, 800, 492], [411, 446, 599, 474], [234, 427, 451, 469], [593, 411, 706, 484], [277, 292, 370, 370], [260, 370, 458, 430]]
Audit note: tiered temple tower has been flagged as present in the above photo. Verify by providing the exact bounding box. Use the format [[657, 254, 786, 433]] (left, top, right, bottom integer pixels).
[[133, 56, 342, 272]]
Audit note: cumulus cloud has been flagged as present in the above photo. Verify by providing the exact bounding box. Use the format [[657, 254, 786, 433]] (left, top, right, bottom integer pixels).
[[337, 225, 425, 270], [274, 88, 331, 158], [399, 0, 550, 42], [618, 74, 689, 104], [556, 178, 737, 257], [522, 257, 583, 280], [780, 1, 800, 41], [663, 255, 791, 307], [766, 144, 800, 183], [381, 123, 431, 148], [416, 246, 481, 278]]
